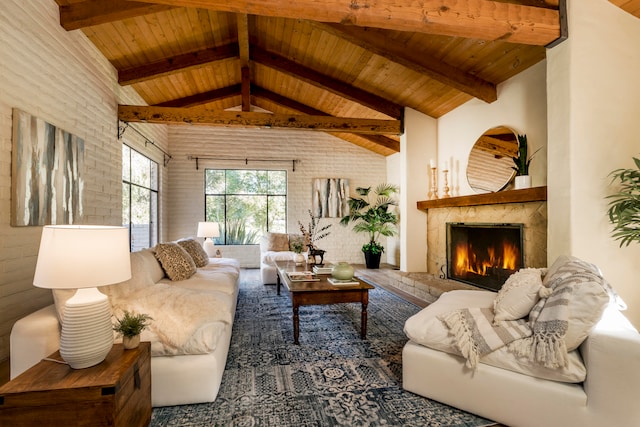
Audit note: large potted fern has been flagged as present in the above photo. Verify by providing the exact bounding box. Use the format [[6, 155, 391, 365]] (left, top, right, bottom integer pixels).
[[607, 157, 640, 247], [340, 183, 399, 269]]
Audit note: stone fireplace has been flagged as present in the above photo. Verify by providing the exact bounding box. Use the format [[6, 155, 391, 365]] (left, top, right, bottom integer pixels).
[[447, 222, 524, 291], [422, 188, 548, 291]]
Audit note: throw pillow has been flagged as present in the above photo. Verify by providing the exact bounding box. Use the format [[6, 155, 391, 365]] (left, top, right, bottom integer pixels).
[[154, 243, 197, 281], [265, 232, 290, 251], [542, 256, 610, 351], [493, 268, 544, 323], [177, 238, 209, 268]]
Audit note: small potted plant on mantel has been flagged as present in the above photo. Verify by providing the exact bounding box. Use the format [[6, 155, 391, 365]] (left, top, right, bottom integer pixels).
[[340, 183, 399, 269], [512, 134, 541, 189], [113, 310, 153, 349]]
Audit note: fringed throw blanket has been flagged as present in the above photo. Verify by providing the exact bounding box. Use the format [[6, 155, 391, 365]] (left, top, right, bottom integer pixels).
[[441, 260, 609, 370], [440, 308, 531, 369]]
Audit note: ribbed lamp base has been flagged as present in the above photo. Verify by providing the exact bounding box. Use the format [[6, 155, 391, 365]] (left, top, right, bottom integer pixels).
[[60, 288, 114, 369]]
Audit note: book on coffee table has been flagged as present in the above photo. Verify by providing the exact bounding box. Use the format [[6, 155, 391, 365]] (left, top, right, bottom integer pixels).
[[312, 265, 333, 274], [287, 272, 320, 282], [328, 277, 360, 286]]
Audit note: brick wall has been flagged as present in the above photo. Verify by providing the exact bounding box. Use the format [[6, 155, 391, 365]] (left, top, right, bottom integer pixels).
[[0, 1, 168, 363], [167, 126, 387, 267]]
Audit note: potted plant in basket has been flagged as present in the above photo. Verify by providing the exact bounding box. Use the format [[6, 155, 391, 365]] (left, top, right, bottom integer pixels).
[[607, 156, 640, 247], [113, 310, 153, 349], [512, 134, 541, 189], [340, 183, 399, 269]]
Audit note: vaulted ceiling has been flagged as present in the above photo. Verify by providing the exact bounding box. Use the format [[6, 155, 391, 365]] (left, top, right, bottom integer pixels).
[[54, 1, 569, 155]]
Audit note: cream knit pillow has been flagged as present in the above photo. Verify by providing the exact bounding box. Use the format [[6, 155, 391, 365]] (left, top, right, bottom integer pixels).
[[493, 268, 544, 323]]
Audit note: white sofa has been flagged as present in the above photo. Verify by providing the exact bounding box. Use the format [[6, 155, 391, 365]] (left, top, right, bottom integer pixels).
[[402, 256, 640, 427], [10, 243, 240, 407]]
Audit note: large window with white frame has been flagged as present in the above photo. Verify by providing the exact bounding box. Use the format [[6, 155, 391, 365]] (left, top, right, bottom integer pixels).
[[122, 145, 158, 251], [205, 169, 287, 245]]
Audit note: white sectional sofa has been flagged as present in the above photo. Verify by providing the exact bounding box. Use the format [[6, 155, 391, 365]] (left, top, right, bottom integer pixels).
[[402, 256, 640, 427], [10, 241, 240, 407]]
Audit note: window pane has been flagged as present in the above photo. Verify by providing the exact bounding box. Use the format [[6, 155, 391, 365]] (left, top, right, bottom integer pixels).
[[268, 170, 287, 195], [226, 170, 268, 194], [205, 169, 225, 194], [205, 195, 225, 244], [150, 191, 158, 246], [122, 145, 131, 182], [131, 185, 151, 250], [268, 195, 286, 233], [122, 183, 130, 227], [131, 150, 150, 187], [204, 169, 287, 245], [226, 195, 266, 244]]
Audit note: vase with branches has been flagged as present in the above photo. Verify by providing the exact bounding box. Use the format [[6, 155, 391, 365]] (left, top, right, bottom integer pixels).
[[298, 209, 332, 250]]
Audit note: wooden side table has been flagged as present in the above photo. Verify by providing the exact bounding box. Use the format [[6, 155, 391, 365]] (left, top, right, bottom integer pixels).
[[0, 342, 151, 427]]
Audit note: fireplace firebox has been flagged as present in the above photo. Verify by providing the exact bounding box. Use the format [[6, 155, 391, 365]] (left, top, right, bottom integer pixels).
[[446, 222, 524, 291]]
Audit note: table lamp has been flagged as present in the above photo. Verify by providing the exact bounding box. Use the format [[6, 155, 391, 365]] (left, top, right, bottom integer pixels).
[[33, 225, 131, 369], [197, 221, 220, 257]]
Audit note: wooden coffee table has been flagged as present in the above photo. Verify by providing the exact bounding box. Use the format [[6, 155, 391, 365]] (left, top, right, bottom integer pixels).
[[275, 260, 375, 345]]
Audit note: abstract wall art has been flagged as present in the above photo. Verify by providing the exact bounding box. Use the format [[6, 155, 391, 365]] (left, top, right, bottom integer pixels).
[[11, 108, 84, 226], [312, 178, 349, 218]]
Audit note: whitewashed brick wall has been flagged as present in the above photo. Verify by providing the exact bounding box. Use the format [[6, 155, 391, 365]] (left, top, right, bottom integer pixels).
[[0, 1, 168, 363], [167, 126, 388, 267]]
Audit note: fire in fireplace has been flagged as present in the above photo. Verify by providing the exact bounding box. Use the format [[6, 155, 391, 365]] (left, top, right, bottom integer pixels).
[[447, 223, 524, 291]]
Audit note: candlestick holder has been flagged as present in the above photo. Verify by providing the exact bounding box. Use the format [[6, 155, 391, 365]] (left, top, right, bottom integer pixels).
[[429, 167, 438, 199], [442, 169, 451, 198]]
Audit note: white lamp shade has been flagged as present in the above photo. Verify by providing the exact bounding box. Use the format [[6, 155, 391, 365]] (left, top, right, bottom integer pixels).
[[197, 221, 220, 238], [34, 225, 131, 289]]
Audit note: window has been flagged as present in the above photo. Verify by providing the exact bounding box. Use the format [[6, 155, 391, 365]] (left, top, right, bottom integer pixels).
[[205, 169, 286, 245], [122, 145, 159, 251]]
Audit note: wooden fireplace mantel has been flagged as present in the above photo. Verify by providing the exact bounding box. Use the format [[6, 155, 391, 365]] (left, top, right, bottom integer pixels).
[[417, 186, 547, 211]]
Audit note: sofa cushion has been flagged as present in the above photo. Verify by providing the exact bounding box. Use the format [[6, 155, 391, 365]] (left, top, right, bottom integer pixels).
[[404, 290, 587, 383], [262, 250, 295, 266], [154, 243, 197, 281], [138, 249, 166, 283], [542, 256, 610, 351], [177, 238, 209, 268], [493, 268, 544, 323], [265, 232, 290, 251]]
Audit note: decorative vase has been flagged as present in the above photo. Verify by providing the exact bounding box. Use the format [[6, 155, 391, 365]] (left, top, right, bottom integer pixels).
[[294, 253, 305, 266], [123, 335, 140, 350], [332, 262, 355, 280], [514, 175, 532, 190]]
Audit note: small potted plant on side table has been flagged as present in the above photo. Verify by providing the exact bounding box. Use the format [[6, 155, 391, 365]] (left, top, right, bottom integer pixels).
[[113, 310, 153, 349]]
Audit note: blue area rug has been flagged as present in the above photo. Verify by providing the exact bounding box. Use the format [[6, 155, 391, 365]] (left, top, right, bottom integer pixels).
[[151, 269, 494, 427]]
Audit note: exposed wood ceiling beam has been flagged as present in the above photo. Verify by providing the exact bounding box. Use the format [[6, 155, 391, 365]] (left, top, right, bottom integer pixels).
[[237, 13, 252, 112], [118, 43, 239, 85], [252, 87, 400, 152], [129, 0, 561, 46], [154, 84, 241, 107], [315, 23, 497, 103], [60, 0, 176, 30], [118, 105, 403, 134], [252, 47, 402, 119]]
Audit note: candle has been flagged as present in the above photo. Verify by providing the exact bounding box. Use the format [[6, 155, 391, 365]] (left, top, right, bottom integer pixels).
[[429, 159, 436, 169], [443, 161, 449, 170]]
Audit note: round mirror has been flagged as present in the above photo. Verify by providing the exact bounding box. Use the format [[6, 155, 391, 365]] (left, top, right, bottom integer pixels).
[[467, 126, 518, 193]]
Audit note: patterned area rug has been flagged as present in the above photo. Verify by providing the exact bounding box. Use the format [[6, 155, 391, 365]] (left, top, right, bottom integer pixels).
[[151, 269, 494, 427]]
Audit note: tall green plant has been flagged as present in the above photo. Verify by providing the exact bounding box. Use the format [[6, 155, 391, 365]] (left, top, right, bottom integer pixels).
[[607, 157, 640, 247], [340, 183, 399, 254], [512, 134, 541, 176]]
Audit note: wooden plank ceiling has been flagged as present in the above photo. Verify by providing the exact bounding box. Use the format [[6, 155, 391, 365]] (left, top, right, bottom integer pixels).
[[54, 0, 565, 155]]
